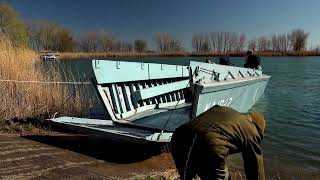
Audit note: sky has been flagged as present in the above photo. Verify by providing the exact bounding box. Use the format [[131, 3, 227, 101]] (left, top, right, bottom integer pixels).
[[7, 0, 320, 50]]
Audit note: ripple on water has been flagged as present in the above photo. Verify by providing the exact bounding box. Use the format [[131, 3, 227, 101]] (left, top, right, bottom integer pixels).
[[247, 57, 320, 176]]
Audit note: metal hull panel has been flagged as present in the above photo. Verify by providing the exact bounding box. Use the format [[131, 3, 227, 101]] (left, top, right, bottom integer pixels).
[[193, 77, 269, 118]]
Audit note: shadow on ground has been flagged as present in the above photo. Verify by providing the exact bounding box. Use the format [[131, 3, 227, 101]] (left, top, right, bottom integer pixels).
[[22, 134, 167, 164]]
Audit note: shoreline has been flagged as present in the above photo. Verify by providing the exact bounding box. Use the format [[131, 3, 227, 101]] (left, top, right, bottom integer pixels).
[[0, 129, 317, 179], [0, 118, 244, 180], [56, 51, 320, 60]]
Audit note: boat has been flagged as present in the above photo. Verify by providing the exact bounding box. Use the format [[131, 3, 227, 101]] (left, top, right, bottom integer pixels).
[[40, 52, 59, 61], [49, 60, 270, 143]]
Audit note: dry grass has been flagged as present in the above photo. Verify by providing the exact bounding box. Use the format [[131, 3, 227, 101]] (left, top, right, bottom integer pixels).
[[0, 35, 92, 122], [58, 51, 320, 60], [58, 51, 189, 59]]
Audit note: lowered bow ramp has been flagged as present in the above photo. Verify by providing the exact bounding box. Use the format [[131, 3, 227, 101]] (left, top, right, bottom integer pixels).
[[50, 117, 172, 143]]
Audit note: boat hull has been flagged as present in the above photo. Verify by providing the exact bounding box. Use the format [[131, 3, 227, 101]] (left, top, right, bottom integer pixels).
[[49, 60, 271, 143], [192, 75, 270, 118]]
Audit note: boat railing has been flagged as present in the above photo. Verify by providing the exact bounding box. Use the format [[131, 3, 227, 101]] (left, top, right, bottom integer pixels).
[[189, 61, 263, 84]]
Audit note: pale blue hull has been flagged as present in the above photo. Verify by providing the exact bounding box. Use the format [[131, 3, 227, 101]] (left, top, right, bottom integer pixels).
[[193, 76, 269, 117]]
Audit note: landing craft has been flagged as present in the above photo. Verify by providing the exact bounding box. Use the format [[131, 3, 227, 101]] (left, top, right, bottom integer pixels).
[[50, 60, 270, 143]]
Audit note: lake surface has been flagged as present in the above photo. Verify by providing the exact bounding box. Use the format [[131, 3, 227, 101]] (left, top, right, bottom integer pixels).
[[57, 57, 320, 178]]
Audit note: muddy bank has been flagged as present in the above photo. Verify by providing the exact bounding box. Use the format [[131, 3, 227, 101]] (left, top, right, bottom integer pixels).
[[0, 119, 177, 179], [0, 134, 178, 179], [1, 120, 319, 179], [0, 132, 250, 179]]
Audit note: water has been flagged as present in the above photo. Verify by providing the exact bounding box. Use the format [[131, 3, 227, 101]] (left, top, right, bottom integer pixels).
[[57, 57, 320, 177]]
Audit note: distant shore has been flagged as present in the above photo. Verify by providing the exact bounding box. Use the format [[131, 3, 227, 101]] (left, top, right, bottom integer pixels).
[[58, 51, 320, 59]]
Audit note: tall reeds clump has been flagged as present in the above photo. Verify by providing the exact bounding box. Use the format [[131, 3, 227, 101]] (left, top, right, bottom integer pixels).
[[0, 34, 92, 121]]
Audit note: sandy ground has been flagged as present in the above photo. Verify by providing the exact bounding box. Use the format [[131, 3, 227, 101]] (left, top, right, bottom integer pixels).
[[0, 133, 178, 180], [1, 132, 318, 180]]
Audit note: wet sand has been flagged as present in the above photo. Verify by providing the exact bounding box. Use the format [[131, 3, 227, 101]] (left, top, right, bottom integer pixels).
[[0, 133, 177, 179]]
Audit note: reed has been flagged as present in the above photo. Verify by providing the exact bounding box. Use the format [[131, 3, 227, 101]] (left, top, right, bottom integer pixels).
[[58, 51, 320, 60], [0, 34, 92, 122]]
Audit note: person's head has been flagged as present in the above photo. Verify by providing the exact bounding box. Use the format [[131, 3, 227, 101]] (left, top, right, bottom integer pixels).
[[248, 112, 266, 135], [247, 50, 253, 56]]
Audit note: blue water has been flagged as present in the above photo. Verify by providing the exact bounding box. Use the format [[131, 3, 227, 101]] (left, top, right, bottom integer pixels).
[[250, 57, 320, 177], [58, 57, 320, 177]]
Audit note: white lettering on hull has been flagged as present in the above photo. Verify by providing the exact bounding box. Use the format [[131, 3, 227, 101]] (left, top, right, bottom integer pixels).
[[204, 97, 233, 111]]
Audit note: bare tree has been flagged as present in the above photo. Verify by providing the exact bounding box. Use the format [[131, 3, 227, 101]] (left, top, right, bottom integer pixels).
[[76, 30, 133, 53], [247, 39, 257, 50], [271, 33, 289, 52], [25, 20, 42, 50], [271, 34, 279, 51], [78, 32, 100, 52], [55, 27, 73, 51], [237, 34, 246, 52], [192, 33, 210, 52], [26, 20, 74, 51], [227, 32, 238, 52], [119, 41, 131, 52], [207, 32, 246, 53], [192, 33, 203, 53], [154, 32, 183, 52], [209, 32, 218, 52], [288, 29, 309, 51], [201, 41, 210, 52], [168, 39, 183, 52], [257, 36, 271, 52], [217, 32, 223, 52], [95, 30, 115, 52], [153, 32, 167, 52], [278, 34, 289, 52], [134, 39, 147, 52]]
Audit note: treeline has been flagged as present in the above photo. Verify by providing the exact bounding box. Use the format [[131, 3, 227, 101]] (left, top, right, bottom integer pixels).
[[26, 22, 185, 53], [26, 20, 74, 51], [27, 22, 145, 53], [192, 30, 311, 53], [248, 30, 310, 52], [25, 22, 313, 54], [192, 32, 246, 53], [0, 2, 318, 55]]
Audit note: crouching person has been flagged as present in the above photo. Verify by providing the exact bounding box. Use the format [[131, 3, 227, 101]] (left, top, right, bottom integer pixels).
[[170, 106, 265, 180]]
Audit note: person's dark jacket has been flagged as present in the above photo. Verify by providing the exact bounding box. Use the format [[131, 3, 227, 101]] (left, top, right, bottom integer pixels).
[[219, 57, 232, 66], [171, 106, 265, 180], [244, 55, 261, 69]]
